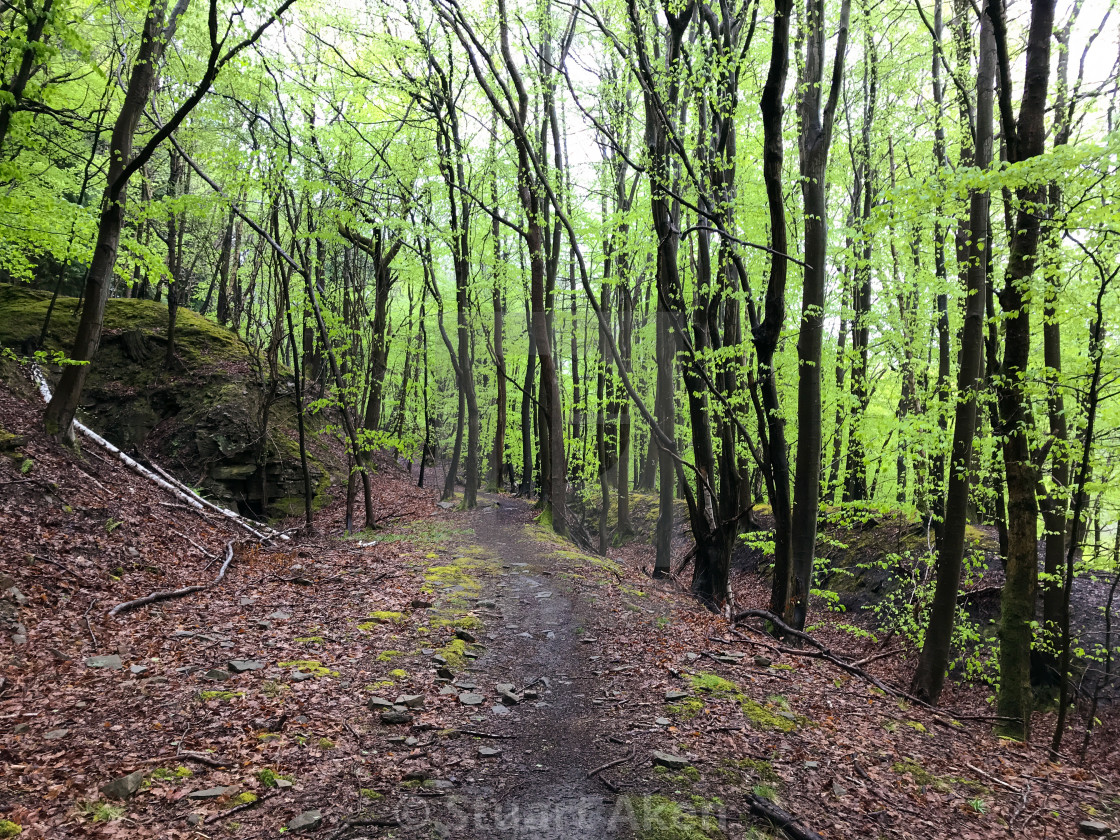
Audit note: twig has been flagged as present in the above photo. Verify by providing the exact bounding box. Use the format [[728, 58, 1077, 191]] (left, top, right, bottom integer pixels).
[[851, 648, 901, 668], [170, 528, 219, 562], [83, 598, 98, 649], [327, 815, 401, 840], [587, 748, 635, 779], [597, 774, 620, 793], [108, 541, 237, 617], [517, 675, 544, 694], [452, 729, 515, 739], [965, 763, 1023, 793], [203, 790, 277, 824], [38, 554, 87, 584]]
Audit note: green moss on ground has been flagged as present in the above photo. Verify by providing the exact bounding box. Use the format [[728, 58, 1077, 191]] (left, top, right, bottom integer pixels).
[[620, 795, 725, 840]]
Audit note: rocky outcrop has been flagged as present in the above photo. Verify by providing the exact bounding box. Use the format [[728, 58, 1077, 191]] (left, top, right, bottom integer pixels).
[[0, 284, 342, 518]]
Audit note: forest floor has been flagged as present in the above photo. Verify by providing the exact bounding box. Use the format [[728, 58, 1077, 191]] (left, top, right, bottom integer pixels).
[[2, 375, 1120, 839]]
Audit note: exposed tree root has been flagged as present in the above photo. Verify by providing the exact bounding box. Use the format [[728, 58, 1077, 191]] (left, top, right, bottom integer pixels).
[[108, 541, 237, 617]]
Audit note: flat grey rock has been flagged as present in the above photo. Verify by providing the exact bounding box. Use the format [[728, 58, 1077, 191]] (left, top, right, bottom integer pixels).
[[204, 669, 230, 681], [652, 751, 691, 770], [437, 501, 456, 509], [287, 810, 322, 832], [129, 664, 148, 675], [395, 694, 425, 709], [1079, 822, 1111, 836], [86, 654, 122, 670], [654, 717, 671, 726], [268, 610, 292, 620], [101, 769, 145, 800], [188, 787, 229, 800], [43, 729, 68, 740], [491, 704, 510, 716], [228, 659, 265, 673], [459, 692, 484, 706], [664, 690, 689, 701], [291, 670, 313, 682], [367, 696, 393, 709], [478, 747, 502, 757]]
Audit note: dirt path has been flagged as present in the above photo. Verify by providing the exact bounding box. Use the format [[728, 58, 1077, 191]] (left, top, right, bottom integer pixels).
[[391, 493, 628, 839]]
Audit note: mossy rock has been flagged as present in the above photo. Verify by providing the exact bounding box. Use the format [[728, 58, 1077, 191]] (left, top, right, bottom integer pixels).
[[0, 283, 343, 518]]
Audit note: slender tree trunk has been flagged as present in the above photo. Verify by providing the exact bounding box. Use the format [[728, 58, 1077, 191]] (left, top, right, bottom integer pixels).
[[993, 0, 1056, 740], [44, 0, 177, 440], [788, 0, 851, 630], [910, 8, 995, 704]]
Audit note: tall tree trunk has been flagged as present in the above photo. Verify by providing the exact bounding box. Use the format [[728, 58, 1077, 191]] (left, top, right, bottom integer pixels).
[[788, 0, 851, 630], [992, 0, 1056, 740], [910, 8, 995, 704], [44, 0, 181, 440]]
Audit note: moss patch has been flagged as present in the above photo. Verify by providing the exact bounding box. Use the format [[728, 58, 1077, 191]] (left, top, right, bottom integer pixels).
[[686, 672, 805, 732], [0, 820, 21, 838], [666, 699, 705, 721], [200, 690, 244, 702], [149, 766, 192, 782], [277, 660, 338, 678], [621, 795, 725, 840], [367, 611, 406, 624]]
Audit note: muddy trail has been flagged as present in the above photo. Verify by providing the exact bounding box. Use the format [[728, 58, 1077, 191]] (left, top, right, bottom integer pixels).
[[387, 493, 635, 839]]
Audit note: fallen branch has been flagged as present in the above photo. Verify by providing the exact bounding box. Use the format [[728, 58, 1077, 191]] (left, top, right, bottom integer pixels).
[[108, 542, 236, 617], [587, 748, 635, 779], [31, 364, 285, 543], [203, 790, 277, 824], [745, 794, 825, 840]]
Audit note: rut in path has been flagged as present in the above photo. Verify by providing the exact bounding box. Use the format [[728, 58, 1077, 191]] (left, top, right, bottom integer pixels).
[[396, 493, 639, 840]]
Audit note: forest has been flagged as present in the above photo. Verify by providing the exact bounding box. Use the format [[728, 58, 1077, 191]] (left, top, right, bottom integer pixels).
[[1, 0, 1120, 819]]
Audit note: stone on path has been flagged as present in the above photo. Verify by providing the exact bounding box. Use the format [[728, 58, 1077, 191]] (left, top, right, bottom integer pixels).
[[228, 659, 265, 673], [188, 787, 229, 800], [459, 692, 484, 706], [654, 718, 671, 727], [287, 810, 322, 832], [478, 747, 502, 757], [664, 690, 689, 701], [204, 669, 230, 681], [367, 696, 393, 710], [652, 751, 691, 770], [85, 654, 122, 670], [395, 694, 425, 709], [1079, 822, 1111, 836], [43, 729, 68, 740], [268, 610, 291, 620], [753, 655, 772, 667], [380, 709, 413, 725], [101, 770, 145, 800]]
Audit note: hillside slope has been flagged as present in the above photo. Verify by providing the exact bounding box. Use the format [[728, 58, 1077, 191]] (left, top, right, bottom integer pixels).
[[0, 284, 342, 517]]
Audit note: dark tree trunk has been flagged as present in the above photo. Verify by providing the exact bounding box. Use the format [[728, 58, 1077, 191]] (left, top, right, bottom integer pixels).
[[910, 7, 995, 705], [788, 0, 851, 630], [992, 0, 1056, 740]]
